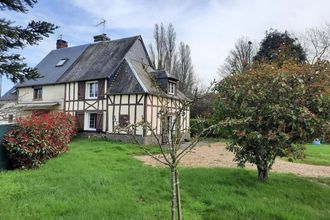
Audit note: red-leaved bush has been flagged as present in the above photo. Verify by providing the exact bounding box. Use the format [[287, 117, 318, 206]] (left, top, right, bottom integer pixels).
[[4, 112, 77, 169]]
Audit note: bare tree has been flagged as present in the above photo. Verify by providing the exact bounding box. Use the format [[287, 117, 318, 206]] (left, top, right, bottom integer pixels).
[[218, 37, 257, 78], [149, 23, 175, 72], [149, 23, 197, 96], [300, 24, 330, 63], [173, 42, 195, 95], [165, 23, 177, 74], [117, 84, 216, 220]]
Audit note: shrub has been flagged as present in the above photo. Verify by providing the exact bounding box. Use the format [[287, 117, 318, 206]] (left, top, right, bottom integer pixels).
[[4, 112, 77, 169], [190, 118, 230, 138]]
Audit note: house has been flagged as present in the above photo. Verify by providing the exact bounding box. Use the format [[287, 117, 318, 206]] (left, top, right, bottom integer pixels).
[[0, 34, 190, 144]]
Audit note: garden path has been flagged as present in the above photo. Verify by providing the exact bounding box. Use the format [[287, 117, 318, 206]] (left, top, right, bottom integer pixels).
[[136, 142, 330, 177]]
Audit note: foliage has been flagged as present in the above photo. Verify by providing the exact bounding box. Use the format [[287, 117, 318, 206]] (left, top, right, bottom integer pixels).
[[190, 92, 215, 118], [0, 0, 57, 83], [254, 29, 307, 66], [1, 138, 330, 219], [190, 118, 230, 138], [4, 112, 77, 169], [214, 61, 330, 181]]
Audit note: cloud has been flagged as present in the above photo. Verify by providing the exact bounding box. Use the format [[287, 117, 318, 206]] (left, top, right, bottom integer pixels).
[[71, 0, 330, 84], [2, 0, 329, 94]]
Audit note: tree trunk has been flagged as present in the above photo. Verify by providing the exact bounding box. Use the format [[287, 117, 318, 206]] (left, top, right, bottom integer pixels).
[[175, 168, 182, 220], [171, 167, 177, 220], [257, 167, 269, 181]]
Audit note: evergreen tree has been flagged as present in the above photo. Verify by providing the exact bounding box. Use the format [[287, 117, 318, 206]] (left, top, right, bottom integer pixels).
[[0, 0, 57, 83], [254, 29, 306, 66]]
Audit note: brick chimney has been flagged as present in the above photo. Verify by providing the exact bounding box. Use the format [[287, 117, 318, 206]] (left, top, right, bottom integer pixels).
[[93, 34, 110, 42], [56, 39, 68, 49]]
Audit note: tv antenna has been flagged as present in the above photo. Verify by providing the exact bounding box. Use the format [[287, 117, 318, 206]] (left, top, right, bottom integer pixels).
[[96, 19, 107, 34]]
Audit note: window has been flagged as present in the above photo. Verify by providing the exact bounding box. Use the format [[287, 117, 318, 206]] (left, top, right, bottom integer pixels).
[[86, 81, 98, 98], [119, 115, 129, 127], [8, 114, 13, 123], [33, 87, 42, 100], [89, 113, 97, 129], [55, 58, 68, 67], [168, 82, 175, 95]]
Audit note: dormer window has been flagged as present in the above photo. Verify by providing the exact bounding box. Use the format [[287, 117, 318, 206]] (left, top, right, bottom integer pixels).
[[168, 82, 176, 95], [56, 58, 68, 67]]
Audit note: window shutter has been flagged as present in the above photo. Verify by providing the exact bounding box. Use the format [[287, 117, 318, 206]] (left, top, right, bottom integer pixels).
[[78, 82, 85, 100], [98, 79, 105, 99], [76, 112, 84, 131], [96, 112, 103, 132]]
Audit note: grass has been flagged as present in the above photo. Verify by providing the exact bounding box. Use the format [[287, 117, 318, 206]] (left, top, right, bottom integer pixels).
[[293, 144, 330, 166], [0, 138, 329, 220]]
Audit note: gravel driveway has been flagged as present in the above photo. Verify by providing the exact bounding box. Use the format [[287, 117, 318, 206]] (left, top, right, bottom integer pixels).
[[135, 142, 330, 178]]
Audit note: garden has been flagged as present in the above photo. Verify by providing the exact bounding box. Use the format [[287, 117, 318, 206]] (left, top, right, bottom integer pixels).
[[1, 138, 330, 220]]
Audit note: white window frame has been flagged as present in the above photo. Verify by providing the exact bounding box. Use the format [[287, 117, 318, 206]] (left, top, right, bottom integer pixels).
[[86, 81, 98, 99], [84, 112, 97, 131], [55, 58, 68, 67], [168, 82, 175, 95], [33, 87, 43, 100]]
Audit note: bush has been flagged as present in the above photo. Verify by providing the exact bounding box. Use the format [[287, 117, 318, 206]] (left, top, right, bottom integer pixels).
[[190, 118, 230, 138], [4, 112, 77, 169]]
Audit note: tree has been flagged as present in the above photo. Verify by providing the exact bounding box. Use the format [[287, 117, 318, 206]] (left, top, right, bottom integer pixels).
[[214, 61, 329, 181], [173, 42, 195, 95], [190, 92, 215, 118], [0, 0, 57, 83], [300, 24, 330, 63], [218, 37, 257, 77], [254, 29, 307, 66], [118, 85, 215, 220], [149, 23, 197, 96], [149, 23, 175, 73]]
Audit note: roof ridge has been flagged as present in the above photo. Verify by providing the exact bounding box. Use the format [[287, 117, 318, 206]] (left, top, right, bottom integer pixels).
[[90, 35, 140, 45]]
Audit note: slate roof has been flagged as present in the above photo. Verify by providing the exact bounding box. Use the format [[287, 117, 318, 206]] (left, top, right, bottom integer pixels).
[[16, 44, 89, 87], [107, 59, 145, 94], [57, 36, 139, 83], [1, 35, 189, 101], [151, 70, 178, 81], [0, 87, 17, 101], [111, 58, 189, 101]]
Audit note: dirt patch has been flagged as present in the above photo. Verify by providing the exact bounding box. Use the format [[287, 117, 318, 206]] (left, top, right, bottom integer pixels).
[[135, 142, 330, 178]]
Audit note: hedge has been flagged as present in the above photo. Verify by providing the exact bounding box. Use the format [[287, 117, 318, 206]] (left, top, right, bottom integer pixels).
[[4, 112, 77, 169]]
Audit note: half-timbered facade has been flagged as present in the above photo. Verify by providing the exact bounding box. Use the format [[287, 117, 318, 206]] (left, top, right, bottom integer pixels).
[[0, 34, 190, 144]]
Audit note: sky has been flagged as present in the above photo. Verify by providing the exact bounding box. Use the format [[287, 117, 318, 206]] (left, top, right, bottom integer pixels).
[[2, 0, 330, 95]]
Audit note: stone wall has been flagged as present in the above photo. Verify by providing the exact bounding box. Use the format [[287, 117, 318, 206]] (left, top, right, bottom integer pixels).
[[0, 102, 17, 123]]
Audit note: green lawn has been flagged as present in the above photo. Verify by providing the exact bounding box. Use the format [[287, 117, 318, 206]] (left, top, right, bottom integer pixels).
[[1, 138, 330, 220], [294, 144, 330, 166]]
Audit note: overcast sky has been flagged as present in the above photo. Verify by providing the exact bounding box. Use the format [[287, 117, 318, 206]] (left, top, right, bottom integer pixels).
[[2, 0, 330, 94]]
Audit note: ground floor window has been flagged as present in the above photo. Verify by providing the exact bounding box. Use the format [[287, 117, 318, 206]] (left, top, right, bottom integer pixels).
[[85, 112, 97, 130]]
